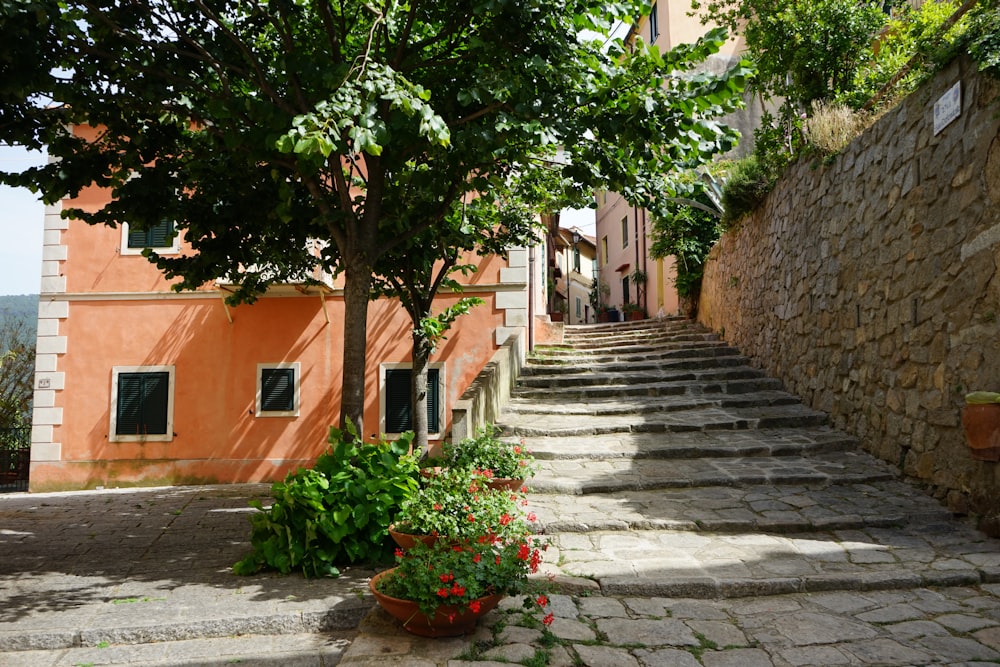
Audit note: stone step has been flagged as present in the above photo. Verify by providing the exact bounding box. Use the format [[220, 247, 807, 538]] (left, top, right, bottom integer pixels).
[[527, 451, 895, 494], [527, 479, 942, 534], [4, 632, 353, 667], [519, 356, 756, 383], [527, 343, 742, 368], [563, 318, 691, 336], [561, 331, 718, 350], [539, 514, 1000, 599], [513, 376, 784, 401], [515, 427, 857, 461], [500, 403, 829, 437], [505, 391, 810, 418], [531, 338, 736, 361]]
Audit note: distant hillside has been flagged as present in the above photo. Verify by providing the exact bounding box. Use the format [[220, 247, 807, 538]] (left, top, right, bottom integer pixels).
[[0, 294, 38, 344]]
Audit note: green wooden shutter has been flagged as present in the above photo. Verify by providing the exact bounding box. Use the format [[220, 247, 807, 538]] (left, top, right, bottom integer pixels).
[[116, 372, 169, 435], [260, 368, 295, 412], [385, 368, 439, 433], [127, 219, 174, 248]]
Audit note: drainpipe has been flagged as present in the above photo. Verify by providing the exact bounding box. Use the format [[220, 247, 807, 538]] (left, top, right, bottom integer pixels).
[[528, 244, 535, 352], [641, 208, 648, 314]]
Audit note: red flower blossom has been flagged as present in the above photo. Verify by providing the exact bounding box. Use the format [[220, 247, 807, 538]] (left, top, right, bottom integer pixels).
[[394, 548, 404, 558], [452, 544, 464, 552], [473, 553, 481, 563], [543, 613, 555, 626], [517, 543, 531, 561], [469, 600, 481, 613], [439, 573, 454, 583], [467, 513, 476, 522], [536, 594, 549, 608], [437, 588, 449, 598], [433, 503, 443, 511], [499, 513, 513, 526], [526, 512, 537, 522], [451, 583, 466, 597]]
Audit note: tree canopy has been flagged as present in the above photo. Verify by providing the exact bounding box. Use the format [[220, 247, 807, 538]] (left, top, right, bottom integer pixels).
[[1, 0, 751, 436]]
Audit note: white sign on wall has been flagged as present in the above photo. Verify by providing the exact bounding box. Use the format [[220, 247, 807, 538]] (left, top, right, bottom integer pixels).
[[934, 81, 961, 135]]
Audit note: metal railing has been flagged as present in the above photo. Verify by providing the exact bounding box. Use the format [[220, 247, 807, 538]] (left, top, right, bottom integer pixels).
[[0, 427, 30, 492]]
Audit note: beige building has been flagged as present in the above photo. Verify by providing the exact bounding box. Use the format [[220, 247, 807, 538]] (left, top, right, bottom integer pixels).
[[595, 1, 760, 319], [551, 227, 598, 324]]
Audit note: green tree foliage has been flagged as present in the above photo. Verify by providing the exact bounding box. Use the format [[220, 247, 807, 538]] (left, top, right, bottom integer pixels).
[[691, 0, 886, 109], [0, 301, 37, 435], [1, 0, 750, 435], [649, 169, 725, 304]]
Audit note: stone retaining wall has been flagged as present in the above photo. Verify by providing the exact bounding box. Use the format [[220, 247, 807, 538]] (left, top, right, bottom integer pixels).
[[699, 56, 1000, 523]]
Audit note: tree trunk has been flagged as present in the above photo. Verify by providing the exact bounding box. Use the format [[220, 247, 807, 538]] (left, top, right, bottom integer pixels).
[[410, 328, 432, 455], [340, 267, 373, 437]]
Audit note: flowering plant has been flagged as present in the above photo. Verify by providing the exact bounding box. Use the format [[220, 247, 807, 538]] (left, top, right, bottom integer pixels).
[[376, 536, 552, 623], [392, 466, 530, 543], [440, 426, 537, 479]]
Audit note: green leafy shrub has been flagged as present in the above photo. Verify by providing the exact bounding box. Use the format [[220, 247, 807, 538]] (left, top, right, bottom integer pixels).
[[233, 422, 420, 577], [439, 426, 537, 479], [393, 467, 527, 543], [720, 155, 775, 225]]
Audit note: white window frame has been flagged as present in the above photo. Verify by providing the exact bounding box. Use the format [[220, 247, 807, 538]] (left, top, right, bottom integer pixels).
[[120, 221, 181, 256], [256, 362, 301, 417], [379, 362, 445, 440], [109, 365, 175, 442]]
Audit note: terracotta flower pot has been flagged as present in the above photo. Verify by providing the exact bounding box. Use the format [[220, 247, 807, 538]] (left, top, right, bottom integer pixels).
[[487, 477, 525, 492], [963, 404, 1000, 462], [388, 525, 439, 550], [369, 569, 503, 637]]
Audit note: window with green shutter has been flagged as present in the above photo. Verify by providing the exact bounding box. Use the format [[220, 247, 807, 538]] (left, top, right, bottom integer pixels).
[[385, 367, 439, 433], [256, 363, 300, 416], [260, 367, 295, 412], [116, 371, 170, 436], [127, 219, 175, 249]]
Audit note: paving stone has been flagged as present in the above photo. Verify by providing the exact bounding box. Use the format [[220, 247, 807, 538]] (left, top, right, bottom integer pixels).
[[571, 643, 641, 667], [842, 638, 933, 665], [885, 620, 951, 639], [595, 617, 699, 648], [936, 614, 1000, 633], [481, 643, 538, 663], [547, 617, 596, 642], [685, 619, 750, 648], [577, 596, 629, 618], [856, 603, 924, 623], [917, 635, 1000, 662], [701, 648, 774, 667], [777, 645, 853, 666], [632, 647, 702, 667]]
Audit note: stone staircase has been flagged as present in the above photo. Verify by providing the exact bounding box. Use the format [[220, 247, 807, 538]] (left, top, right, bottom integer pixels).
[[501, 318, 1000, 598]]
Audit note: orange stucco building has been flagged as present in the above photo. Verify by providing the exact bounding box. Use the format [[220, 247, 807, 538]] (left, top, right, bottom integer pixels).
[[30, 133, 533, 491]]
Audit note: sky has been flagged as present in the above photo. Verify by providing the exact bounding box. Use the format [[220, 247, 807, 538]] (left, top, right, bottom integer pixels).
[[0, 144, 595, 297], [0, 145, 46, 296]]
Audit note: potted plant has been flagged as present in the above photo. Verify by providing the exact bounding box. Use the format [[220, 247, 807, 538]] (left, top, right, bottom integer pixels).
[[439, 426, 537, 489], [963, 392, 1000, 461], [390, 467, 527, 547], [621, 302, 646, 321], [371, 536, 551, 637], [590, 278, 611, 322]]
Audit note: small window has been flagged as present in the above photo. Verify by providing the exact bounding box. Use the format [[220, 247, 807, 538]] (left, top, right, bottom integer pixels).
[[257, 363, 300, 417], [621, 216, 629, 248], [575, 296, 582, 318], [110, 366, 175, 442], [573, 247, 581, 273], [122, 219, 179, 255], [382, 364, 444, 436], [649, 1, 659, 41], [601, 237, 608, 265], [622, 276, 631, 304]]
